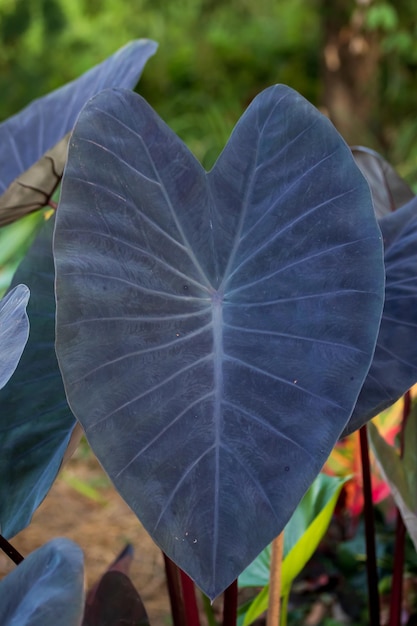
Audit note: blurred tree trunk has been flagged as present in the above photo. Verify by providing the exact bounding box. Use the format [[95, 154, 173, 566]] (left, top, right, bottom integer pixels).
[[320, 0, 381, 147]]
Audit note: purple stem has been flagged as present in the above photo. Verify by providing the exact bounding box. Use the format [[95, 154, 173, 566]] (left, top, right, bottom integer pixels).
[[163, 554, 187, 626], [359, 424, 380, 626], [222, 579, 238, 626], [180, 568, 201, 626], [388, 390, 411, 626], [389, 512, 406, 626], [0, 534, 24, 565]]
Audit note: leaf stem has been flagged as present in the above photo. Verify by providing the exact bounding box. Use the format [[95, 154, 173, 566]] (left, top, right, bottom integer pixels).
[[359, 425, 380, 626], [180, 568, 201, 626], [389, 511, 406, 626], [163, 553, 187, 626], [280, 592, 289, 626], [222, 579, 238, 626], [388, 390, 411, 626], [0, 534, 24, 565], [267, 532, 284, 626]]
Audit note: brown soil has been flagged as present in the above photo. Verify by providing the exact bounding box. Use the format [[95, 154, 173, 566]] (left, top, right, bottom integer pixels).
[[0, 448, 172, 625]]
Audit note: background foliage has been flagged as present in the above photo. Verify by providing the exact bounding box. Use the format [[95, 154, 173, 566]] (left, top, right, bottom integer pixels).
[[0, 0, 416, 177]]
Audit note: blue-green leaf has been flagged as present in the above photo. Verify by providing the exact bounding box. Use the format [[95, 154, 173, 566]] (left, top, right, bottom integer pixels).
[[0, 218, 76, 538], [0, 538, 84, 626]]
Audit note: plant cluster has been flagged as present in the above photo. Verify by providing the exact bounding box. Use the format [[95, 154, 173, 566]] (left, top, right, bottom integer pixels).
[[0, 40, 417, 625]]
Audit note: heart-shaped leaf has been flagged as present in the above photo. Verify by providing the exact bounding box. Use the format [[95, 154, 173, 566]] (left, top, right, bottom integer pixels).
[[344, 196, 417, 434], [54, 85, 384, 598], [0, 283, 30, 389], [0, 538, 84, 626], [0, 39, 157, 226], [351, 146, 414, 218], [0, 217, 77, 538]]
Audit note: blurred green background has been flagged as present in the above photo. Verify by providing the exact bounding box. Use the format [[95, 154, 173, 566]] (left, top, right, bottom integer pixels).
[[1, 0, 416, 173], [0, 0, 416, 288]]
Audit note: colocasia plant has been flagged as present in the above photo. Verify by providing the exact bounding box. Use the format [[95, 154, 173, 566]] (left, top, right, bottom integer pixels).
[[0, 39, 416, 625]]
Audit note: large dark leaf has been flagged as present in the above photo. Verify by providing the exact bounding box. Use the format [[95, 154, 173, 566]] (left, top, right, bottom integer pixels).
[[0, 283, 30, 389], [0, 39, 157, 226], [0, 217, 77, 538], [54, 86, 384, 598], [344, 196, 417, 434], [351, 146, 414, 218], [0, 538, 84, 626]]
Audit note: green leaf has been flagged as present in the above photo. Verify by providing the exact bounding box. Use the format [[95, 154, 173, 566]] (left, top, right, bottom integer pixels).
[[369, 403, 417, 549], [242, 585, 269, 626], [281, 473, 347, 595], [365, 4, 399, 31], [240, 473, 347, 626]]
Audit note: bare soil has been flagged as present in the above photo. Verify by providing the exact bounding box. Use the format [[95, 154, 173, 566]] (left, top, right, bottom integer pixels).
[[0, 450, 172, 625]]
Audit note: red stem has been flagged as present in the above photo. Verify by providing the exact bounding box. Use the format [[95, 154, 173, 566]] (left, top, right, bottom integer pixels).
[[180, 568, 201, 626], [0, 534, 24, 565], [222, 579, 238, 626], [163, 554, 187, 626], [359, 425, 380, 626], [388, 391, 411, 626], [389, 511, 406, 626]]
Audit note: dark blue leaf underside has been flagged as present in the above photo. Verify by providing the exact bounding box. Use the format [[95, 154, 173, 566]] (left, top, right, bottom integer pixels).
[[346, 196, 417, 434], [54, 85, 384, 598]]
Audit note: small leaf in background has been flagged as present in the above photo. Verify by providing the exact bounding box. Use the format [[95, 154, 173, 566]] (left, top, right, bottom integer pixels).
[[0, 39, 158, 225], [83, 544, 150, 626], [239, 473, 347, 626], [0, 283, 29, 389], [0, 538, 84, 626], [351, 146, 414, 218], [54, 84, 384, 598], [369, 396, 417, 550]]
